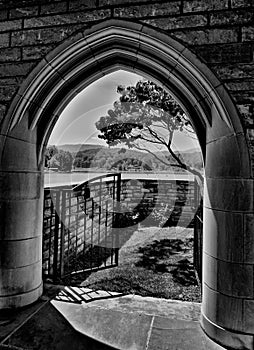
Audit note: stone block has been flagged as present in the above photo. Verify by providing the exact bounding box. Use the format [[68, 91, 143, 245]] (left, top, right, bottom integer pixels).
[[0, 237, 42, 268], [0, 283, 43, 309], [0, 171, 42, 200], [0, 84, 17, 102], [10, 6, 39, 18], [0, 33, 9, 48], [24, 10, 110, 29], [242, 26, 254, 41], [217, 260, 253, 298], [0, 47, 21, 62], [237, 104, 254, 127], [206, 134, 251, 178], [243, 300, 254, 333], [0, 10, 8, 21], [0, 103, 6, 125], [0, 62, 34, 76], [196, 43, 252, 64], [143, 14, 207, 30], [210, 10, 253, 26], [172, 28, 238, 46], [40, 2, 67, 15], [0, 19, 22, 32], [0, 197, 43, 240], [0, 135, 38, 171], [202, 284, 244, 331], [204, 208, 244, 263], [243, 214, 254, 263], [212, 63, 254, 80], [183, 0, 228, 12], [201, 312, 254, 350], [22, 45, 54, 60], [148, 316, 201, 350], [69, 0, 97, 11], [204, 178, 253, 212], [226, 80, 254, 92], [203, 253, 218, 290], [0, 261, 42, 295], [99, 0, 152, 5], [232, 0, 253, 7], [114, 2, 180, 17]]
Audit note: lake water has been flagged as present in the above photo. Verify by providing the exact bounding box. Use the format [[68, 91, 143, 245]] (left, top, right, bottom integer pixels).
[[44, 171, 194, 188]]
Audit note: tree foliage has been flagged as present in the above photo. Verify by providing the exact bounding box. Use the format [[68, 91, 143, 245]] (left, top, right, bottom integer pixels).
[[44, 145, 58, 167], [95, 80, 202, 182], [48, 149, 73, 171]]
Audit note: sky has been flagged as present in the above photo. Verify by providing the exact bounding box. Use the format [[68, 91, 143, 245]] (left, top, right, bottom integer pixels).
[[48, 70, 200, 152]]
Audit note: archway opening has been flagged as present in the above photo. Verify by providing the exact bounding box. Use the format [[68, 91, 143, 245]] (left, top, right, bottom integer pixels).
[[43, 69, 204, 302]]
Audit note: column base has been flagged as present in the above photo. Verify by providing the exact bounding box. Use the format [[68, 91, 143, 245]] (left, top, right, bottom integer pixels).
[[201, 313, 254, 350], [0, 283, 43, 309]]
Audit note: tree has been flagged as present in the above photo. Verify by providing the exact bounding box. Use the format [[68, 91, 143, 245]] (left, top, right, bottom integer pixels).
[[95, 80, 203, 183], [95, 80, 203, 228], [44, 145, 58, 168], [49, 150, 73, 171]]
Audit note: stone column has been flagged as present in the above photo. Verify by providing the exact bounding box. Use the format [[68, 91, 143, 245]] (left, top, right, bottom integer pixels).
[[0, 129, 43, 308], [201, 113, 254, 348]]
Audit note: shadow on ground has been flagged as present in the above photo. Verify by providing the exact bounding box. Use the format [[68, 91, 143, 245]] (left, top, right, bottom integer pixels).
[[135, 238, 198, 286], [1, 302, 114, 350]]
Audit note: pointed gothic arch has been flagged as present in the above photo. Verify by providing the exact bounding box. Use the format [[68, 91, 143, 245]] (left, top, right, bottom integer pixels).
[[0, 19, 252, 349]]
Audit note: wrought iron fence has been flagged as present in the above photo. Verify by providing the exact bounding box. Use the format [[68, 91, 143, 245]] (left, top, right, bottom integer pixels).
[[43, 173, 121, 281]]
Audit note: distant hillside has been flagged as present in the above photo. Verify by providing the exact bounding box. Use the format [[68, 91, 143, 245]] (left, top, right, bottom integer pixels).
[[47, 143, 203, 172], [57, 143, 105, 154]]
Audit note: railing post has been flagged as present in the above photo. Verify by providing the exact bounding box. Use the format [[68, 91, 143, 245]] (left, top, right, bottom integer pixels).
[[113, 173, 121, 265], [53, 190, 60, 281], [59, 189, 67, 278]]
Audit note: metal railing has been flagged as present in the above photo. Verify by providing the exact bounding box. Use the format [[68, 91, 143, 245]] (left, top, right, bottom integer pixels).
[[42, 173, 121, 281]]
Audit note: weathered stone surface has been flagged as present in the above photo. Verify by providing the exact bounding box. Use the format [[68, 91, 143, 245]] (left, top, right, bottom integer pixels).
[[9, 6, 39, 18], [22, 45, 54, 60], [243, 214, 254, 263], [196, 43, 253, 63], [204, 208, 244, 263], [0, 9, 8, 20], [172, 28, 238, 46], [231, 0, 253, 8], [225, 80, 254, 92], [0, 47, 21, 61], [69, 0, 97, 11], [211, 63, 254, 80], [0, 20, 22, 32], [0, 32, 10, 48], [114, 2, 180, 17], [202, 284, 244, 332], [204, 178, 253, 212], [24, 10, 111, 28], [242, 26, 254, 41], [183, 0, 228, 12], [99, 0, 147, 5], [40, 2, 67, 15], [210, 10, 254, 26], [12, 25, 85, 46], [0, 62, 34, 77], [143, 14, 207, 30], [0, 85, 17, 102]]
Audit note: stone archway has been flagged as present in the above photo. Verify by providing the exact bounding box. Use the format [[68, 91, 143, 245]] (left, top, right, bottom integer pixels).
[[0, 19, 253, 349]]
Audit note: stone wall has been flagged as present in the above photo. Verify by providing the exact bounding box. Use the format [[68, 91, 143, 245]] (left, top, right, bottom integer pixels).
[[42, 178, 197, 278]]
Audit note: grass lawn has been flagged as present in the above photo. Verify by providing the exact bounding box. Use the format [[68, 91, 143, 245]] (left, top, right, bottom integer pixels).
[[80, 226, 202, 303]]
